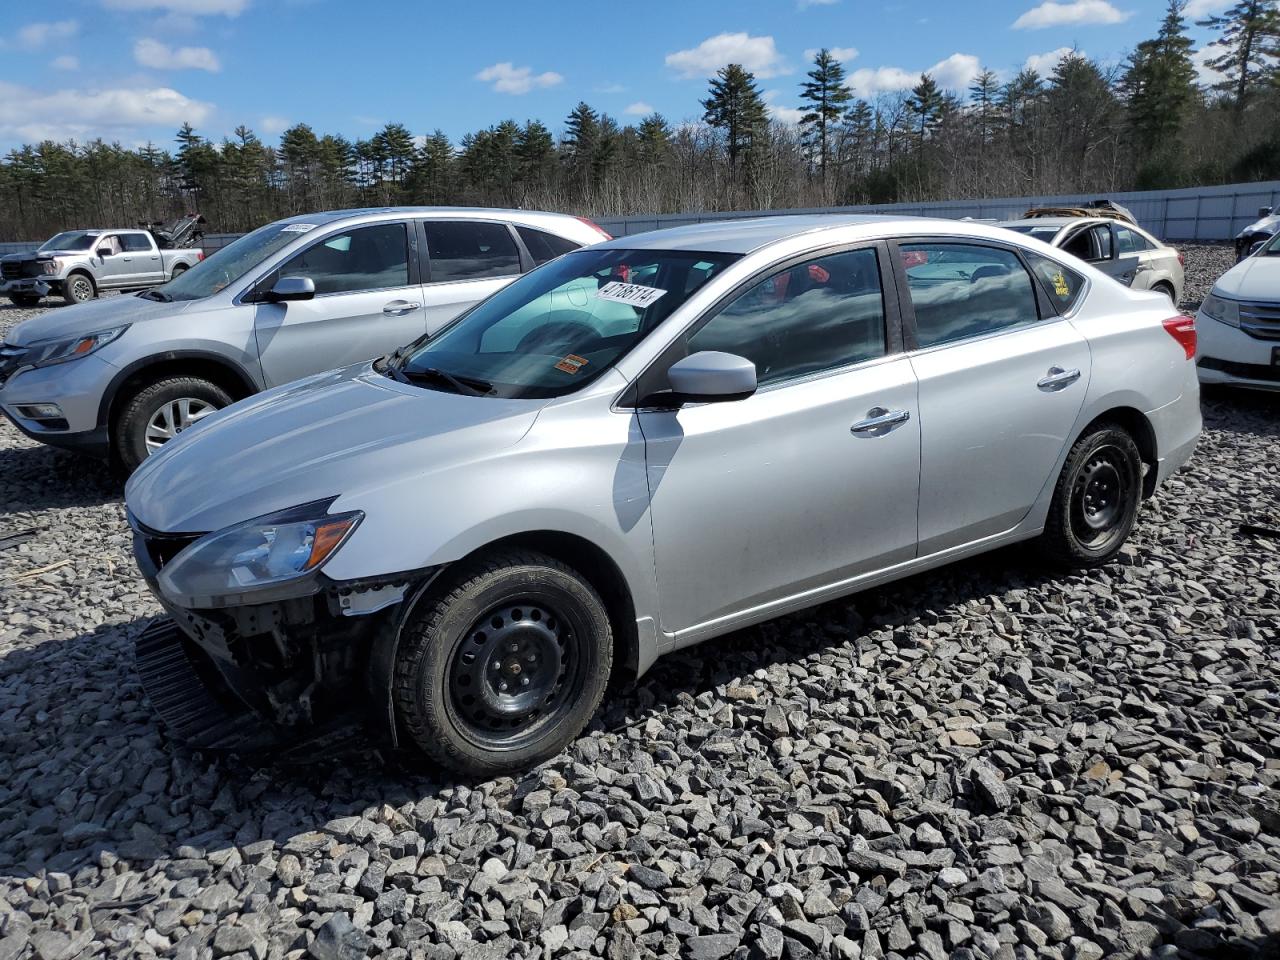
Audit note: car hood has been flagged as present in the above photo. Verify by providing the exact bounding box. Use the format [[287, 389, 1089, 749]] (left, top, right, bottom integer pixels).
[[4, 293, 196, 347], [125, 363, 545, 534], [1237, 215, 1280, 239], [1212, 255, 1280, 301]]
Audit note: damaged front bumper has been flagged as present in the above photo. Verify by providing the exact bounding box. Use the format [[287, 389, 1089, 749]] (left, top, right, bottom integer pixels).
[[131, 524, 436, 755]]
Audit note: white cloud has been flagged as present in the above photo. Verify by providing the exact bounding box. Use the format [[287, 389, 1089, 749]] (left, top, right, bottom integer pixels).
[[803, 46, 859, 63], [259, 115, 289, 135], [1192, 43, 1226, 85], [103, 0, 248, 15], [762, 90, 805, 125], [624, 101, 655, 116], [134, 38, 221, 72], [848, 53, 982, 97], [50, 55, 80, 71], [0, 81, 214, 144], [665, 32, 790, 80], [1024, 46, 1075, 74], [1184, 0, 1231, 15], [475, 62, 563, 95], [16, 20, 79, 49], [1013, 0, 1131, 29]]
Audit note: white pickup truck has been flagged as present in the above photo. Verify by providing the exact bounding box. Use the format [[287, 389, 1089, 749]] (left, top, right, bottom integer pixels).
[[1, 226, 204, 306]]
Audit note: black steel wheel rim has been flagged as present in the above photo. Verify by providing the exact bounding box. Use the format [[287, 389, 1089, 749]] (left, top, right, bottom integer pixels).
[[1070, 445, 1131, 548], [447, 600, 582, 747]]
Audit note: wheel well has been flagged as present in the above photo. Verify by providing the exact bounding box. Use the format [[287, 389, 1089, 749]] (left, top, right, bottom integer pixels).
[[458, 531, 640, 685], [105, 357, 256, 433], [66, 269, 95, 289], [1082, 407, 1159, 498]]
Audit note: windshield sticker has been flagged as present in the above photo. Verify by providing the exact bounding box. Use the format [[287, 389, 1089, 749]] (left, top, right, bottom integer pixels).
[[555, 354, 589, 375], [1052, 271, 1070, 297], [597, 280, 667, 309], [281, 223, 317, 233]]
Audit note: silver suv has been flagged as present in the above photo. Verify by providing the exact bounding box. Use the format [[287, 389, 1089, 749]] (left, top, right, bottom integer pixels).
[[0, 207, 607, 469], [124, 215, 1201, 774]]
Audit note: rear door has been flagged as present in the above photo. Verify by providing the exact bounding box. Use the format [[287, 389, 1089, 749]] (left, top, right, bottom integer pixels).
[[420, 220, 524, 335], [120, 233, 164, 285], [253, 220, 424, 386], [894, 239, 1090, 555], [636, 244, 921, 636]]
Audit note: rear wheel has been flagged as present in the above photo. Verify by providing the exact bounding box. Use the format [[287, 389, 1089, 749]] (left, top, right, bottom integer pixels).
[[393, 550, 613, 776], [1038, 424, 1143, 568], [1153, 281, 1176, 305], [113, 376, 232, 472], [7, 294, 40, 307], [170, 264, 188, 279], [63, 273, 95, 305]]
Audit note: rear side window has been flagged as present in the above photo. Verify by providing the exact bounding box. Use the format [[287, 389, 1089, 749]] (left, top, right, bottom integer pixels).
[[517, 226, 581, 266], [426, 221, 521, 282], [688, 247, 886, 387], [1025, 251, 1086, 313], [900, 243, 1041, 349], [278, 222, 410, 295], [121, 234, 152, 252]]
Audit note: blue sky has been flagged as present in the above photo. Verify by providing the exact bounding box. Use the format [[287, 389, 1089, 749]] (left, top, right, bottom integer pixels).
[[0, 0, 1238, 154]]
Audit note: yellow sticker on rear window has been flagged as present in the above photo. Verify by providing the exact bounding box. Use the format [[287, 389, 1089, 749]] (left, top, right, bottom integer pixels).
[[1052, 271, 1070, 297]]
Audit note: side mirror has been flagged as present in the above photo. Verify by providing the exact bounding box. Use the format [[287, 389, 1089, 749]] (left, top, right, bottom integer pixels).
[[96, 247, 112, 259], [1260, 206, 1273, 219], [660, 351, 757, 405], [265, 276, 315, 303]]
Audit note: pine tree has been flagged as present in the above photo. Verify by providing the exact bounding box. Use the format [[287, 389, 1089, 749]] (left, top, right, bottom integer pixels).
[[514, 120, 555, 197], [408, 130, 454, 204], [969, 69, 1002, 147], [636, 113, 672, 166], [562, 102, 601, 192], [799, 49, 853, 176], [701, 63, 768, 176], [1199, 0, 1280, 113], [1124, 1, 1199, 157], [908, 74, 945, 139]]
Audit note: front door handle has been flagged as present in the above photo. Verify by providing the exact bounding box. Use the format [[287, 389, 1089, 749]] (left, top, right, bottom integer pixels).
[[383, 300, 422, 316], [851, 407, 911, 434], [1038, 366, 1081, 391]]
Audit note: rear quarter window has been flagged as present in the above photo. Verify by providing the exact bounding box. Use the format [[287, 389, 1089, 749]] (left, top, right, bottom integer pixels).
[[517, 226, 581, 266], [1025, 251, 1086, 312]]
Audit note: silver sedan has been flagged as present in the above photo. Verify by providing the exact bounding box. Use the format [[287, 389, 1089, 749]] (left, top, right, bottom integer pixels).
[[124, 215, 1202, 774]]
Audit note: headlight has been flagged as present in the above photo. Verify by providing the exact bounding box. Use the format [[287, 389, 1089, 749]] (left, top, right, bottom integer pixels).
[[27, 326, 129, 367], [1200, 292, 1240, 327], [41, 260, 59, 276], [157, 499, 362, 607]]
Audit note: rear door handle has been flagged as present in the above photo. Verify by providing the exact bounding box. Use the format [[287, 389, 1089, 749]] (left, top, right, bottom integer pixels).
[[1038, 366, 1081, 391], [383, 300, 422, 316], [851, 407, 911, 434]]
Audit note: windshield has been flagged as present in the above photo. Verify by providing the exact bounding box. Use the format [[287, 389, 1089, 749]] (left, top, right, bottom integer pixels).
[[392, 248, 738, 399], [1260, 232, 1280, 255], [144, 221, 310, 302], [39, 231, 97, 252], [1003, 225, 1061, 241]]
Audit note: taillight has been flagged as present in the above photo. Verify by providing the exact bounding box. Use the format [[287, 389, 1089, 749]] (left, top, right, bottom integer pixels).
[[576, 216, 612, 240], [197, 251, 204, 261], [1176, 250, 1185, 267], [1163, 315, 1196, 359]]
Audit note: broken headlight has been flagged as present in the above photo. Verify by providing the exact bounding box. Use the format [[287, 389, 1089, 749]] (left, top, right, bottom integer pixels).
[[157, 499, 362, 607]]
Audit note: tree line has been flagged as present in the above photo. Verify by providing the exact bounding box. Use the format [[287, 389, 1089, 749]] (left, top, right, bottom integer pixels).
[[2, 0, 1279, 240]]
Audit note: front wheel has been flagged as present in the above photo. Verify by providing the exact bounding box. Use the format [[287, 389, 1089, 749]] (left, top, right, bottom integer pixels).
[[393, 550, 613, 776], [113, 376, 232, 472], [1037, 424, 1143, 568], [63, 273, 96, 305]]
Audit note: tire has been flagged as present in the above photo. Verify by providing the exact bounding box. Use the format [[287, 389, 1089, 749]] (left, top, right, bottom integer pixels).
[[63, 273, 96, 305], [1153, 282, 1176, 305], [113, 376, 233, 472], [7, 294, 40, 307], [171, 265, 188, 278], [394, 549, 613, 776], [1037, 424, 1143, 569]]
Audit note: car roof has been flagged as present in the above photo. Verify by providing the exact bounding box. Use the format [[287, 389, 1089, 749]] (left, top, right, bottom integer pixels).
[[276, 206, 582, 227], [597, 214, 1033, 255], [999, 217, 1079, 230]]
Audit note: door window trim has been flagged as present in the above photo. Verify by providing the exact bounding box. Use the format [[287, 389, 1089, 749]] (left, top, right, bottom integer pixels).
[[887, 236, 1061, 354], [621, 240, 904, 409], [417, 219, 527, 285], [236, 219, 420, 304]]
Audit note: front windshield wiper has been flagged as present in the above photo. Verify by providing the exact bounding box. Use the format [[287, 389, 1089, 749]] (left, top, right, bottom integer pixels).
[[139, 289, 172, 302], [402, 366, 493, 397]]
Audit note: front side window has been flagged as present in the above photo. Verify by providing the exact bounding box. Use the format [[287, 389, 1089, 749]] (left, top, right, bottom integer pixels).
[[120, 234, 152, 252], [392, 248, 737, 399], [278, 223, 410, 296], [517, 226, 581, 266], [901, 243, 1041, 349], [426, 221, 521, 282], [98, 235, 123, 256], [687, 248, 886, 388]]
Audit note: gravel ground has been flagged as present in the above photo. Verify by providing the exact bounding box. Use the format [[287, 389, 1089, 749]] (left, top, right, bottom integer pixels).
[[0, 246, 1277, 960]]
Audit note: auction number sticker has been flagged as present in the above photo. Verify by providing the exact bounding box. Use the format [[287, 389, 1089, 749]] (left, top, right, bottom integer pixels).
[[597, 280, 667, 308], [281, 223, 317, 233], [555, 354, 589, 375]]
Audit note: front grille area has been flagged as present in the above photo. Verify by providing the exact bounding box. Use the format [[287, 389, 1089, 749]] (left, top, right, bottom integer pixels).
[[1, 258, 41, 281], [1199, 356, 1280, 382], [129, 515, 202, 579], [1237, 300, 1280, 341]]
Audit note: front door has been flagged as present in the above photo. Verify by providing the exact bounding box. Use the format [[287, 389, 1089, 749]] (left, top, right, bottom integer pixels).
[[420, 220, 524, 335], [254, 221, 424, 387], [94, 234, 130, 288], [638, 245, 921, 637], [895, 240, 1091, 555]]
